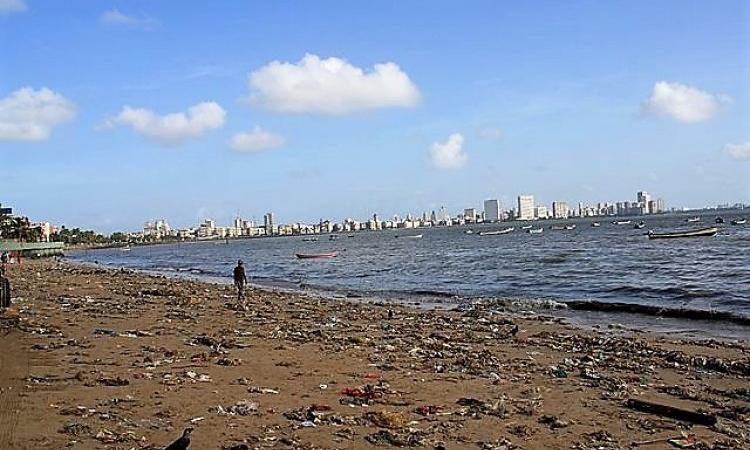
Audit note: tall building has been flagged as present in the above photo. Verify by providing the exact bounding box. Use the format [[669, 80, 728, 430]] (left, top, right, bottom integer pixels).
[[464, 208, 477, 222], [656, 198, 666, 213], [264, 212, 275, 235], [637, 191, 651, 213], [517, 195, 534, 220], [552, 201, 569, 219], [534, 205, 549, 219], [483, 199, 501, 222]]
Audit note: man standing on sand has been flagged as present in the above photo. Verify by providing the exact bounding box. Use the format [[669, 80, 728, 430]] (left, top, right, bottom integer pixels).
[[233, 259, 248, 309]]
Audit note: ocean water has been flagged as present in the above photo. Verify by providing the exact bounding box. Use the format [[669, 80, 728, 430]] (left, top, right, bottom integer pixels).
[[69, 211, 750, 339]]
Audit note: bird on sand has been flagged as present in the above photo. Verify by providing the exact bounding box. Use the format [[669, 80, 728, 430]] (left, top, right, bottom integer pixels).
[[164, 428, 193, 450]]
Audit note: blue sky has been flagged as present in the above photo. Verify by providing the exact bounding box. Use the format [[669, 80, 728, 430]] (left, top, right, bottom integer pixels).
[[1, 0, 748, 232]]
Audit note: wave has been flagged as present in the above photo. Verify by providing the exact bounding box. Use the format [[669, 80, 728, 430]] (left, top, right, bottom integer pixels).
[[603, 285, 727, 300], [564, 300, 750, 326]]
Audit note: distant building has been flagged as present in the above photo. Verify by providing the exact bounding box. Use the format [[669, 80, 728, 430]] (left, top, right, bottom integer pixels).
[[264, 212, 275, 235], [552, 201, 569, 219], [517, 195, 534, 220], [483, 199, 501, 222], [464, 208, 477, 222], [144, 219, 172, 239], [637, 191, 652, 213], [656, 198, 666, 213], [534, 205, 549, 219]]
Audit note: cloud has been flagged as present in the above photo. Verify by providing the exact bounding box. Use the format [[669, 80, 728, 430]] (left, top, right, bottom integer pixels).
[[724, 142, 750, 160], [0, 87, 76, 141], [248, 54, 421, 114], [0, 0, 25, 14], [430, 133, 467, 169], [229, 127, 285, 152], [643, 81, 730, 123], [104, 102, 226, 146], [100, 9, 158, 29], [477, 126, 503, 141]]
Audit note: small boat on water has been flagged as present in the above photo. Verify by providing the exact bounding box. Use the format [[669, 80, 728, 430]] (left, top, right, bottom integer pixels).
[[396, 234, 423, 239], [647, 226, 718, 240], [302, 237, 318, 242], [551, 224, 575, 230], [686, 216, 701, 223], [120, 246, 131, 252], [731, 218, 747, 225], [633, 221, 646, 229], [528, 227, 543, 234], [329, 235, 338, 241], [295, 252, 337, 259], [464, 229, 474, 234], [479, 227, 514, 236], [591, 222, 601, 227], [520, 225, 533, 230], [715, 217, 725, 224], [612, 220, 631, 225]]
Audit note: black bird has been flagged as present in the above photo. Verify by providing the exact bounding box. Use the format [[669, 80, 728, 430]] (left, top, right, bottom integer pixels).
[[510, 324, 519, 337], [164, 428, 193, 450]]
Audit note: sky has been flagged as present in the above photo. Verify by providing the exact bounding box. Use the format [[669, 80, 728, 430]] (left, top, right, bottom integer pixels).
[[1, 0, 748, 233]]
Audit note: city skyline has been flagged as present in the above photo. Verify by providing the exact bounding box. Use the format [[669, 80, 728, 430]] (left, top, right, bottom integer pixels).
[[2, 1, 748, 233]]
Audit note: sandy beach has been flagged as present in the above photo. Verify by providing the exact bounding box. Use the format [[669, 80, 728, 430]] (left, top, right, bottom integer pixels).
[[0, 259, 748, 449]]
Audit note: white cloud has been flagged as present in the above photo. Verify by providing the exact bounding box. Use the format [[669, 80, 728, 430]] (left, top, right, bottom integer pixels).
[[248, 54, 421, 114], [643, 81, 730, 123], [0, 87, 76, 141], [104, 102, 226, 146], [724, 142, 750, 160], [100, 9, 157, 29], [478, 126, 503, 141], [0, 0, 26, 14], [430, 133, 467, 169], [229, 127, 285, 152]]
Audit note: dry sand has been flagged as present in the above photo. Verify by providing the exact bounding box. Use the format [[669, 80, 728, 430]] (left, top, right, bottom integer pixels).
[[0, 259, 748, 449]]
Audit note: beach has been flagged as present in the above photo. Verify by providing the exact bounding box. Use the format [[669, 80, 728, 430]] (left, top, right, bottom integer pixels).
[[0, 259, 748, 449]]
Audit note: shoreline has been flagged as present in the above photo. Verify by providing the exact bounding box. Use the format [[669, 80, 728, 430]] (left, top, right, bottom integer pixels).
[[67, 255, 750, 342], [1, 259, 748, 449]]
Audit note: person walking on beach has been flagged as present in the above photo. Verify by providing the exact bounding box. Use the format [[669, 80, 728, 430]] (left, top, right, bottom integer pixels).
[[233, 259, 248, 309]]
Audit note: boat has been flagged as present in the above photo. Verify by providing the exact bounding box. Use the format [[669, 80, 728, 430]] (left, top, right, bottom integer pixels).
[[464, 229, 474, 234], [120, 246, 131, 252], [551, 224, 575, 231], [731, 218, 747, 225], [591, 222, 601, 227], [612, 220, 631, 225], [520, 225, 533, 230], [329, 235, 338, 241], [715, 217, 725, 224], [686, 217, 701, 223], [295, 252, 337, 259], [633, 221, 646, 229], [647, 227, 718, 240], [527, 227, 543, 234], [396, 234, 423, 239], [479, 227, 514, 236], [302, 237, 318, 242]]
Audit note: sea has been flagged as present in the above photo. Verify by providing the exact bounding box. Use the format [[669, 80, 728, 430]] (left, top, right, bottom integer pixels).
[[69, 211, 750, 340]]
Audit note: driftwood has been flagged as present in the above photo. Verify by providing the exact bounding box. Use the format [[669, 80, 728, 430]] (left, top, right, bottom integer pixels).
[[625, 398, 717, 426]]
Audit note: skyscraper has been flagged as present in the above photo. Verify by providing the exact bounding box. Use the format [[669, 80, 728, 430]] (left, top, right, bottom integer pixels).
[[637, 191, 651, 213], [483, 199, 501, 222], [264, 212, 275, 235], [552, 201, 569, 219], [517, 195, 534, 220]]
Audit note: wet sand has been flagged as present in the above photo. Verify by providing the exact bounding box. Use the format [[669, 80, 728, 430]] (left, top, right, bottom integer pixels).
[[0, 259, 748, 449]]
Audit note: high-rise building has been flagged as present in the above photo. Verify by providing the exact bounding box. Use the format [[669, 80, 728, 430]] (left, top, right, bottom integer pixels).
[[534, 205, 549, 219], [517, 195, 534, 220], [656, 198, 666, 213], [264, 212, 275, 235], [464, 208, 477, 222], [552, 201, 569, 219], [483, 199, 501, 222], [637, 191, 651, 213]]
